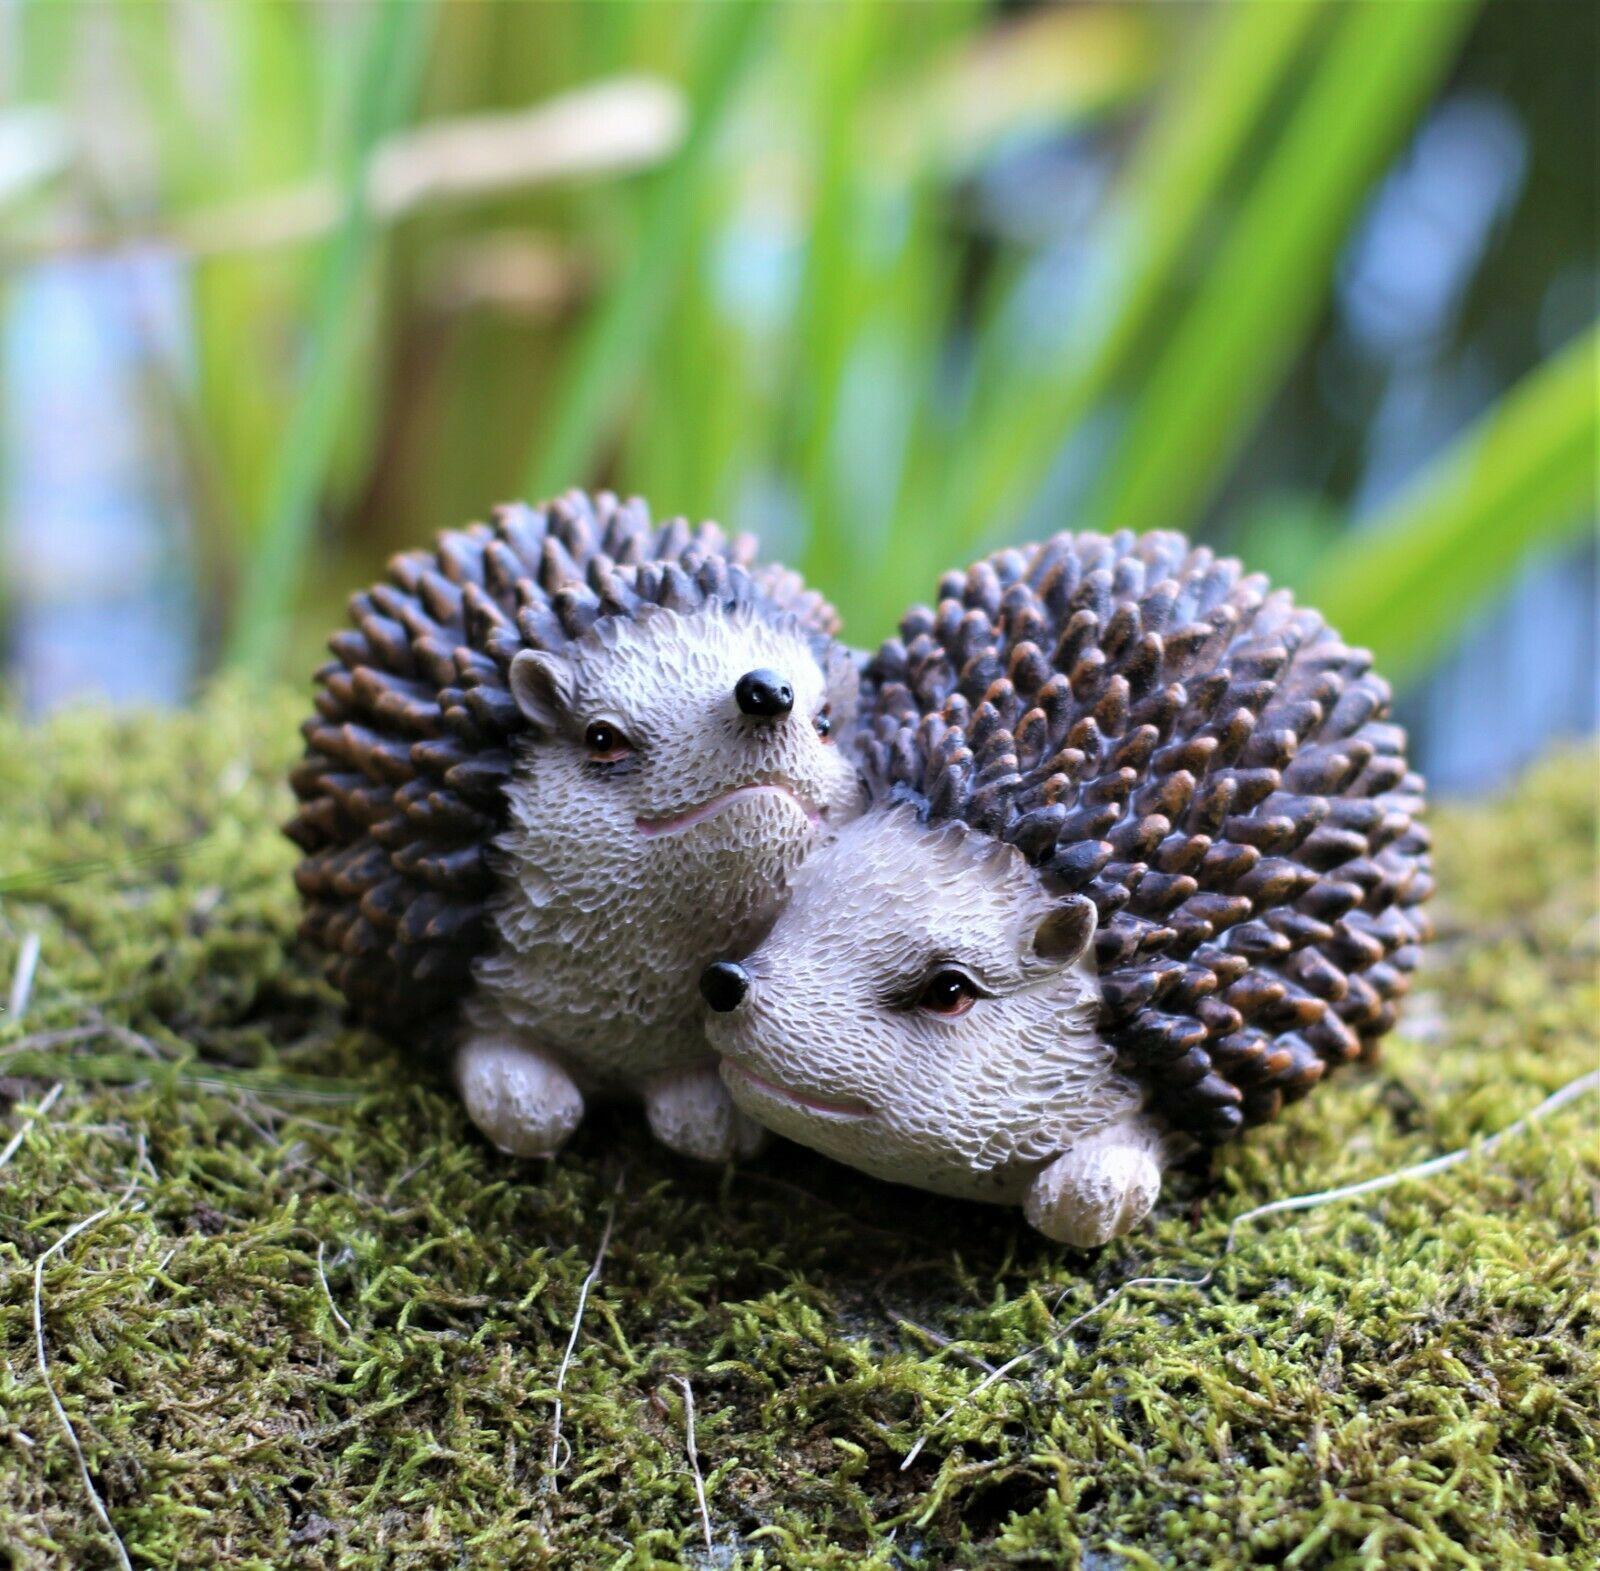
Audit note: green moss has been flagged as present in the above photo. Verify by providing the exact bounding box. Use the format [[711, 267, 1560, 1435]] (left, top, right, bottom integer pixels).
[[0, 689, 1594, 1569]]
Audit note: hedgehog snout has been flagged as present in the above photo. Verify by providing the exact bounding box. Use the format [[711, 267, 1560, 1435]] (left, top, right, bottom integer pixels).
[[734, 669, 794, 721], [700, 960, 751, 1013]]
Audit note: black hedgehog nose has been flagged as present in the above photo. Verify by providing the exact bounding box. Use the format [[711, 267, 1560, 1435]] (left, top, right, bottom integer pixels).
[[700, 961, 750, 1013], [735, 669, 793, 720]]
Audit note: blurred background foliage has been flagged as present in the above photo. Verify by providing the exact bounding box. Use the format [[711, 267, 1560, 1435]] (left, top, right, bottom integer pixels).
[[0, 0, 1594, 791]]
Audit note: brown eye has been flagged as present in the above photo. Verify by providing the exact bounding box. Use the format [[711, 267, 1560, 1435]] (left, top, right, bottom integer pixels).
[[917, 968, 978, 1018], [585, 722, 632, 764], [814, 704, 833, 740]]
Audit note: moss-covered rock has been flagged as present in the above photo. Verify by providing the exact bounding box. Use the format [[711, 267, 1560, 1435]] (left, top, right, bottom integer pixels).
[[0, 689, 1594, 1569]]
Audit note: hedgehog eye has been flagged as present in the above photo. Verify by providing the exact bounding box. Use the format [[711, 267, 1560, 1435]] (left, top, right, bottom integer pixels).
[[584, 722, 633, 764], [916, 968, 979, 1018], [813, 704, 833, 741]]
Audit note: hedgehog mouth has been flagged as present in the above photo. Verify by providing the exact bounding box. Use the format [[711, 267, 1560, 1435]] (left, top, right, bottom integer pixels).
[[721, 1060, 874, 1120], [636, 781, 820, 837]]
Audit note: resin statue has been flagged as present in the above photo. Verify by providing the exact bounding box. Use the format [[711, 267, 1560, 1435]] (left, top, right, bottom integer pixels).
[[287, 490, 862, 1163], [702, 530, 1432, 1246]]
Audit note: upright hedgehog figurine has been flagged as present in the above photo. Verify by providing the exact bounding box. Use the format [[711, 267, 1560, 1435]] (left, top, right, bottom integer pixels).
[[701, 530, 1432, 1245], [288, 490, 863, 1163]]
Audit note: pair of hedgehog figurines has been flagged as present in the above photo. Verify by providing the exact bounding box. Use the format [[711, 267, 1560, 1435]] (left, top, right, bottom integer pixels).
[[288, 490, 1431, 1247]]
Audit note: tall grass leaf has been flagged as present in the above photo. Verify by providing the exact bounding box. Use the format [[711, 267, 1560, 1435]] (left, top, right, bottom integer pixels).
[[936, 0, 1331, 556], [524, 0, 768, 501], [225, 0, 436, 675], [188, 2, 321, 599], [1082, 0, 1479, 539], [16, 0, 79, 102], [785, 0, 890, 602], [1302, 322, 1599, 685], [812, 169, 959, 639], [879, 2, 1161, 182]]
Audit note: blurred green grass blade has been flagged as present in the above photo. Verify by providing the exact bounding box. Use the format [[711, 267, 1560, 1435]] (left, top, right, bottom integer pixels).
[[1082, 0, 1479, 539], [16, 0, 79, 100], [225, 0, 435, 674], [190, 2, 322, 585], [1302, 323, 1599, 685], [786, 0, 891, 598], [878, 2, 1161, 181], [525, 0, 767, 501], [939, 0, 1331, 551], [808, 180, 958, 637]]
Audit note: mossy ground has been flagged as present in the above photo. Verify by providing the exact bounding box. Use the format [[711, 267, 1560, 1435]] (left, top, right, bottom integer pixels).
[[0, 689, 1594, 1570]]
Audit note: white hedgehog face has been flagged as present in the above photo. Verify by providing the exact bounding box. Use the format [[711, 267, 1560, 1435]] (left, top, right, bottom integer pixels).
[[498, 603, 862, 942], [702, 805, 1141, 1200]]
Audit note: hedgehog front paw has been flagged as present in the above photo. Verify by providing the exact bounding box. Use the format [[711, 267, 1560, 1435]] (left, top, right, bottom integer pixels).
[[644, 1061, 768, 1163], [1024, 1117, 1167, 1248], [455, 1035, 585, 1158]]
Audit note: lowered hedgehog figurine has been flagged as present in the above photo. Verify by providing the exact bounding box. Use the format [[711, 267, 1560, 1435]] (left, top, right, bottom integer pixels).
[[701, 530, 1432, 1246], [288, 490, 862, 1163]]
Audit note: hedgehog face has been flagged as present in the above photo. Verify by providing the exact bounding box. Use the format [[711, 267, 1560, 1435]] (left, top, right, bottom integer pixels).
[[500, 602, 862, 928], [703, 804, 1142, 1200]]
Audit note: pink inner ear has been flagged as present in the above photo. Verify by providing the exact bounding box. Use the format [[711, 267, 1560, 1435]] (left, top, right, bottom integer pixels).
[[1034, 897, 1095, 963]]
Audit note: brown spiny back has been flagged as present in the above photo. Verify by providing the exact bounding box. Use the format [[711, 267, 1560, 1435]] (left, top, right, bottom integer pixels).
[[859, 530, 1432, 1144], [286, 490, 838, 1039]]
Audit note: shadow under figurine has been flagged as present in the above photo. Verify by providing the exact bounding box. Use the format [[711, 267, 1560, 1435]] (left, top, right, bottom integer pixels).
[[702, 530, 1433, 1247], [287, 490, 863, 1163]]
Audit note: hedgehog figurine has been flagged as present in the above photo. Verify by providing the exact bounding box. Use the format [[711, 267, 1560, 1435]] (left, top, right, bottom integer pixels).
[[700, 530, 1432, 1246], [287, 490, 863, 1164]]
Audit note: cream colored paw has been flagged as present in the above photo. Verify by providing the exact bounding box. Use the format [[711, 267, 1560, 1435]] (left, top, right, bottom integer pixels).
[[455, 1036, 584, 1158], [1024, 1118, 1166, 1247], [645, 1061, 768, 1163]]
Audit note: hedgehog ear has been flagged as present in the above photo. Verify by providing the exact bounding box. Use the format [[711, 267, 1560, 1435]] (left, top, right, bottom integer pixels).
[[509, 650, 574, 733], [1032, 895, 1096, 966]]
